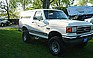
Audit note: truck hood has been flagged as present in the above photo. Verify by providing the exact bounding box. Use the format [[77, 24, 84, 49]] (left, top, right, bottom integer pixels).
[[47, 19, 92, 27]]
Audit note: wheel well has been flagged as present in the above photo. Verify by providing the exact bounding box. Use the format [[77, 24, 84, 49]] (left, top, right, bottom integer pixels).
[[48, 31, 62, 39], [22, 26, 28, 31]]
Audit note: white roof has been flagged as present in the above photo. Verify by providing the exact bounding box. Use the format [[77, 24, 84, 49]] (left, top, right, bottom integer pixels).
[[67, 6, 93, 16], [20, 9, 62, 17], [20, 10, 35, 17]]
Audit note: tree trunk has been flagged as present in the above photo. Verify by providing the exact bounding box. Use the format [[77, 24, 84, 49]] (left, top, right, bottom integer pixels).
[[41, 0, 54, 9], [46, 0, 50, 9], [23, 4, 25, 11], [42, 0, 46, 9], [5, 6, 10, 19], [5, 0, 10, 19], [23, 0, 26, 11]]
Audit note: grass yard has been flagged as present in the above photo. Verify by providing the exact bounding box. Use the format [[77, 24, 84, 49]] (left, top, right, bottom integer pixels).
[[0, 28, 93, 58]]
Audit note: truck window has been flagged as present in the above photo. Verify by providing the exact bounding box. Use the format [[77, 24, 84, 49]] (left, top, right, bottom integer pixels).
[[34, 11, 43, 20], [44, 10, 68, 19]]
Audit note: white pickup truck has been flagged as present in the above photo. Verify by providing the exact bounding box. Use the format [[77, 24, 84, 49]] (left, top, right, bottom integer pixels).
[[19, 9, 93, 56]]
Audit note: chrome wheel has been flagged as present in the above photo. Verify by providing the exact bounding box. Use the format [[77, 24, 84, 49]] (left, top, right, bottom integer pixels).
[[23, 34, 27, 41], [48, 36, 65, 56], [51, 41, 60, 54], [22, 30, 32, 43]]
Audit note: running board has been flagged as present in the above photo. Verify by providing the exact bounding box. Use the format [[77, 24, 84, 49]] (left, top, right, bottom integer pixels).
[[29, 32, 48, 39]]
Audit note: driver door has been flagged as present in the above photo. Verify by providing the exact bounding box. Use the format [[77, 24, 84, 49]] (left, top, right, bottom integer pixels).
[[33, 11, 47, 35]]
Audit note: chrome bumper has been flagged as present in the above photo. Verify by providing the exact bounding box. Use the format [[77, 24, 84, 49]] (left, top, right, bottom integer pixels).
[[62, 31, 93, 44]]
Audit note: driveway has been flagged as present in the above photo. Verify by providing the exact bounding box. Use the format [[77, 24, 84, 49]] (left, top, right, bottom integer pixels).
[[0, 25, 18, 29]]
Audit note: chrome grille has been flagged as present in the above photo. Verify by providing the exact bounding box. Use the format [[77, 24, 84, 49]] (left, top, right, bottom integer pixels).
[[77, 26, 91, 34]]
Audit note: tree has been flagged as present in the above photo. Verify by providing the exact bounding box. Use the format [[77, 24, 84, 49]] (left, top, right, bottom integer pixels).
[[77, 0, 87, 6], [69, 0, 75, 6], [32, 0, 42, 9], [41, 0, 54, 9], [9, 0, 20, 19], [51, 0, 71, 7], [9, 0, 17, 11], [87, 0, 93, 6], [75, 0, 92, 6], [16, 0, 32, 11], [9, 0, 32, 18], [5, 0, 10, 19], [0, 0, 10, 19]]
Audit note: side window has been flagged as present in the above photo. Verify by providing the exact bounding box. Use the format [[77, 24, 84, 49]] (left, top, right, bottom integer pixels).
[[34, 11, 43, 20]]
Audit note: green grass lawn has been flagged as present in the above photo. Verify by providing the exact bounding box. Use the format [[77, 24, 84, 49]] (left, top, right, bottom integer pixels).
[[0, 28, 93, 58]]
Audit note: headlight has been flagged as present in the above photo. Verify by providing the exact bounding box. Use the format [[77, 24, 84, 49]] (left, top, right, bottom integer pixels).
[[66, 26, 76, 33]]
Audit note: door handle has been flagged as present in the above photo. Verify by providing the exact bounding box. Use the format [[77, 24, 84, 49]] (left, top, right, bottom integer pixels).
[[32, 22, 34, 23]]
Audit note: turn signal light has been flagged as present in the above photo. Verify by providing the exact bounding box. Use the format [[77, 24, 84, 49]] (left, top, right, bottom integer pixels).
[[66, 27, 72, 33]]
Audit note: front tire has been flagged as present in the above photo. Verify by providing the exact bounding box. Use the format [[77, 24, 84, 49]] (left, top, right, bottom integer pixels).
[[22, 30, 32, 43], [48, 36, 65, 56]]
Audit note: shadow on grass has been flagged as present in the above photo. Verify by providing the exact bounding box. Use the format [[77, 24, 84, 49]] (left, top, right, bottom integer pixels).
[[22, 39, 93, 58], [62, 41, 93, 58], [0, 29, 93, 58], [22, 38, 93, 58]]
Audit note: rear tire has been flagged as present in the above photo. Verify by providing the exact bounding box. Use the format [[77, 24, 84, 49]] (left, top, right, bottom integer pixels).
[[22, 30, 32, 43], [48, 36, 65, 56]]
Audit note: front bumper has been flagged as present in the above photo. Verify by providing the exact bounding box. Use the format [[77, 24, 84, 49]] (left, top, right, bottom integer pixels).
[[62, 32, 93, 45]]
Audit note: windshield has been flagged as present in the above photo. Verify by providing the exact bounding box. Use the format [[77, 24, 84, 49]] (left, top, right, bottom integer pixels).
[[44, 10, 68, 19]]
